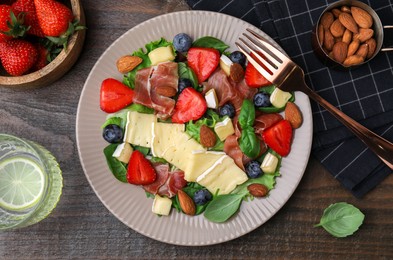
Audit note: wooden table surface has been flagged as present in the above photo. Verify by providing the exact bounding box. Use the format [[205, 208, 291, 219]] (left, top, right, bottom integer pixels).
[[1, 0, 393, 259]]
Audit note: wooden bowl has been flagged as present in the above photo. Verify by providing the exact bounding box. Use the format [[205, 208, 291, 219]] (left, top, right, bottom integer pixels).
[[0, 0, 86, 89]]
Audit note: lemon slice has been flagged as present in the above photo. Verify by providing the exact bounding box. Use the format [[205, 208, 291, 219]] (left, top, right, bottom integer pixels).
[[0, 157, 46, 211]]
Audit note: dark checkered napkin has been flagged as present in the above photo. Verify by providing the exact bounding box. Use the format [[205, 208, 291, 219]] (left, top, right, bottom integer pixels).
[[186, 0, 393, 197]]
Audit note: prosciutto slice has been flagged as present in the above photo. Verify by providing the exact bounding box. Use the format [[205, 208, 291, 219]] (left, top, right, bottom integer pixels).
[[133, 67, 153, 108], [254, 113, 283, 135], [143, 163, 169, 195]]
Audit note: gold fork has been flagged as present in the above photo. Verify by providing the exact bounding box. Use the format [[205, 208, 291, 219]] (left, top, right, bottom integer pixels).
[[236, 28, 393, 170]]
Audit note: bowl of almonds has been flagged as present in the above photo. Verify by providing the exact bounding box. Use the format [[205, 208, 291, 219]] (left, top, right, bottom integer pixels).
[[312, 0, 384, 69]]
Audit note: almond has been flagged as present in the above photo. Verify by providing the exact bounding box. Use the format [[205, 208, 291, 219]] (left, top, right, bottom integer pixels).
[[177, 190, 196, 216], [116, 55, 143, 74], [351, 6, 373, 28], [339, 12, 359, 33], [330, 19, 345, 37], [332, 8, 342, 18], [332, 42, 348, 63], [200, 125, 217, 148], [347, 40, 360, 56], [323, 29, 335, 51], [318, 24, 324, 46], [341, 6, 351, 14], [366, 38, 376, 59], [356, 43, 369, 59], [247, 183, 269, 197], [285, 102, 303, 129], [342, 29, 352, 44], [229, 63, 244, 83], [155, 85, 177, 97], [343, 55, 364, 67], [320, 11, 334, 30], [353, 28, 373, 42]]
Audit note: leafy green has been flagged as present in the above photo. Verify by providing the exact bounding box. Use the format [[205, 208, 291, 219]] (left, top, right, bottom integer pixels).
[[103, 144, 127, 183], [192, 36, 229, 53], [315, 202, 365, 238], [204, 194, 244, 222], [128, 103, 154, 114], [238, 99, 255, 129], [178, 62, 198, 88], [238, 100, 260, 158], [133, 146, 150, 156], [173, 183, 210, 215], [257, 85, 295, 113], [101, 117, 122, 129]]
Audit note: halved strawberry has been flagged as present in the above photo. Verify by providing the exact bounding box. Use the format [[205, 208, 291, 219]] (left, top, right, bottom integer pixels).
[[100, 78, 134, 113], [262, 120, 293, 156], [244, 52, 272, 88], [127, 150, 157, 185], [187, 47, 220, 83], [171, 87, 207, 124]]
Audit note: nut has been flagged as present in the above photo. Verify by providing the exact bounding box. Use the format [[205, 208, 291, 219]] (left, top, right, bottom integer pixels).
[[351, 6, 373, 29], [323, 29, 335, 51], [177, 190, 196, 216], [331, 8, 342, 18], [354, 28, 374, 43], [366, 38, 376, 59], [229, 63, 244, 83], [320, 11, 334, 30], [332, 42, 348, 63], [116, 55, 143, 74], [199, 125, 217, 148], [342, 29, 352, 44], [247, 183, 269, 197], [285, 101, 303, 129], [341, 6, 351, 13], [339, 12, 359, 33], [330, 19, 345, 37], [356, 43, 369, 59], [347, 40, 360, 57], [154, 85, 177, 97], [343, 55, 364, 67], [318, 24, 324, 45]]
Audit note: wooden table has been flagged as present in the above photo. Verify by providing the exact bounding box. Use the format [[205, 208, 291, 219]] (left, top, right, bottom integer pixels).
[[1, 0, 392, 258]]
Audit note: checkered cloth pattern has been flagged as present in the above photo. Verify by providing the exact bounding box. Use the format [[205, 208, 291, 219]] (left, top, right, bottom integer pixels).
[[186, 0, 393, 197]]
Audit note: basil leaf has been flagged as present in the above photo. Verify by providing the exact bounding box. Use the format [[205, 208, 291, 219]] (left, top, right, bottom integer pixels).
[[315, 202, 365, 238], [128, 103, 154, 114], [178, 62, 198, 88], [238, 99, 255, 128], [192, 36, 229, 53], [204, 194, 243, 222], [103, 144, 127, 183], [239, 126, 260, 158]]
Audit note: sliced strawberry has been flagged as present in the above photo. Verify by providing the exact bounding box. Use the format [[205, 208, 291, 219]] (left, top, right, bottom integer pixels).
[[245, 52, 272, 88], [187, 47, 220, 83], [127, 150, 157, 185], [262, 120, 293, 157], [171, 87, 207, 124], [100, 78, 134, 113]]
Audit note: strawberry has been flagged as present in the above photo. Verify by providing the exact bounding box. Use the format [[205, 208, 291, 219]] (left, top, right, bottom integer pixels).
[[244, 52, 272, 88], [0, 5, 28, 42], [171, 87, 207, 124], [187, 47, 220, 83], [33, 0, 73, 37], [100, 78, 135, 113], [262, 120, 293, 157], [0, 39, 38, 76], [127, 150, 157, 185], [12, 0, 44, 37], [31, 43, 48, 71]]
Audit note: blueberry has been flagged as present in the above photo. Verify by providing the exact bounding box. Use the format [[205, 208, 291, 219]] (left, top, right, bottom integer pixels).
[[193, 189, 212, 205], [245, 160, 263, 178], [229, 51, 246, 67], [103, 124, 123, 143], [173, 33, 192, 53], [253, 92, 271, 108], [178, 78, 193, 93], [219, 103, 236, 118]]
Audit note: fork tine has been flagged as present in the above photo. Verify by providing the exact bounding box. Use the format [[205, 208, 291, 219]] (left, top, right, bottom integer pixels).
[[242, 33, 279, 69], [238, 38, 277, 73]]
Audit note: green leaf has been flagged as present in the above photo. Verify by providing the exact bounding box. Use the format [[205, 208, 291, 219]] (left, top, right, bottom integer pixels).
[[238, 99, 255, 128], [101, 117, 122, 129], [204, 194, 243, 222], [133, 146, 150, 156], [180, 183, 210, 215], [128, 103, 154, 114], [257, 85, 295, 113], [315, 202, 365, 238], [103, 144, 127, 183], [239, 126, 260, 158], [192, 36, 229, 53], [178, 62, 198, 88]]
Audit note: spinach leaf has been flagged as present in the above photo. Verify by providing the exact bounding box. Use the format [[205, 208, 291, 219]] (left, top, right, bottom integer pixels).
[[204, 194, 244, 222], [134, 146, 150, 156], [192, 36, 229, 53], [238, 99, 255, 129], [315, 202, 365, 238], [179, 183, 210, 215], [257, 85, 295, 113], [128, 103, 154, 114], [239, 126, 260, 158], [103, 144, 127, 183], [178, 62, 198, 88], [101, 117, 122, 129]]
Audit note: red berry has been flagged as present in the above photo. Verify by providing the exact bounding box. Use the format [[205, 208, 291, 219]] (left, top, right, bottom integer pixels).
[[0, 39, 38, 76], [12, 0, 44, 37], [171, 87, 207, 124], [187, 47, 220, 83], [100, 78, 135, 113], [262, 120, 293, 157], [127, 150, 157, 185]]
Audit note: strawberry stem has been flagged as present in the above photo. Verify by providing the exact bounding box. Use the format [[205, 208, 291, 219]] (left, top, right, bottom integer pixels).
[[0, 11, 30, 38]]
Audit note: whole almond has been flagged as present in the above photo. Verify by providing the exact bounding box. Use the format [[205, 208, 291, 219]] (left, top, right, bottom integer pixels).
[[332, 42, 348, 63], [354, 28, 374, 42], [116, 55, 143, 74], [285, 102, 303, 129], [155, 85, 177, 97], [330, 19, 345, 37], [347, 40, 360, 56], [324, 29, 335, 51], [247, 183, 269, 197], [341, 6, 351, 13], [318, 24, 324, 46], [200, 125, 217, 148], [229, 63, 244, 83], [320, 11, 334, 30], [343, 55, 364, 67], [351, 6, 373, 28], [177, 190, 196, 216], [332, 8, 342, 18], [366, 38, 376, 59], [339, 13, 359, 33], [356, 43, 369, 59], [342, 29, 352, 44]]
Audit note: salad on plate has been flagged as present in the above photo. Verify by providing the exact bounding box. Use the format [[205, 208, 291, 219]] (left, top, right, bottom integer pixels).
[[99, 33, 303, 223]]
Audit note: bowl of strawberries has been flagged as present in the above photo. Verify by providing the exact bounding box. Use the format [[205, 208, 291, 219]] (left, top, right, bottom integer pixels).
[[0, 0, 85, 89]]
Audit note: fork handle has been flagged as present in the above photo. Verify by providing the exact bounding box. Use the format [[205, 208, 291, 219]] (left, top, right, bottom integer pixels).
[[302, 86, 393, 170]]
